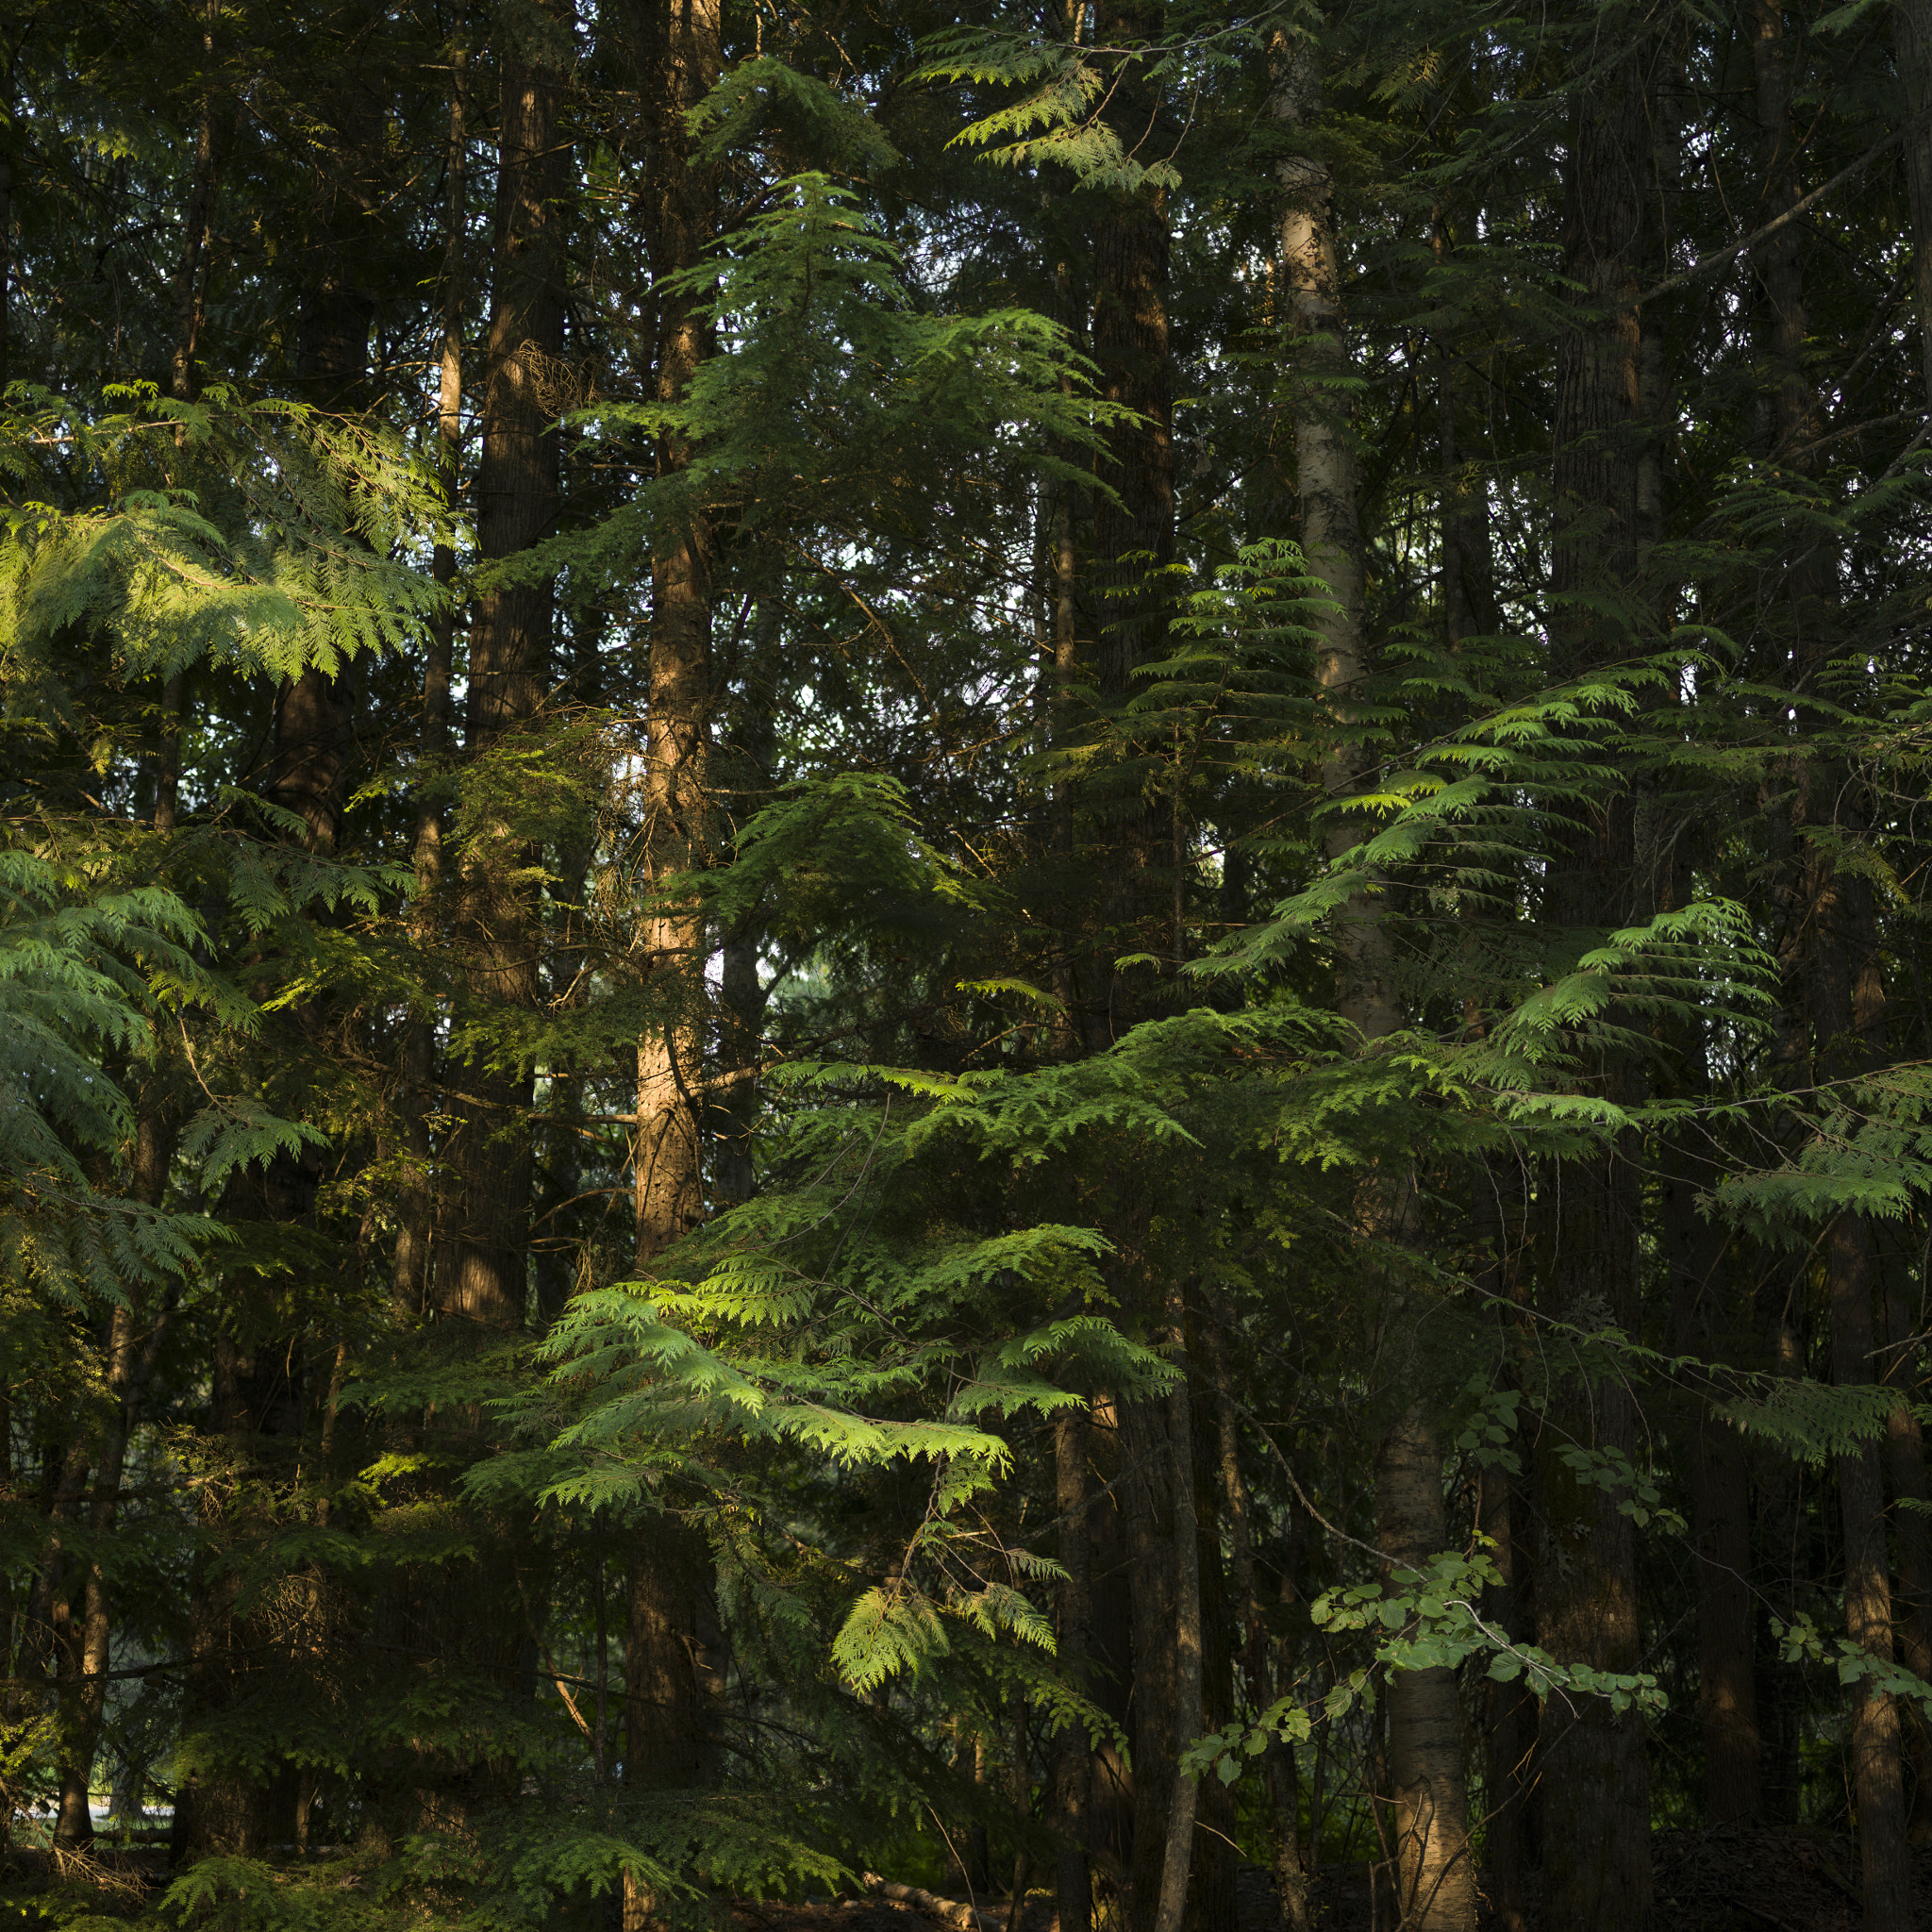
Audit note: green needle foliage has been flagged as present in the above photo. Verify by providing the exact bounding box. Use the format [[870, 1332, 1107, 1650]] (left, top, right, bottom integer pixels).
[[7, 1, 1932, 1927]]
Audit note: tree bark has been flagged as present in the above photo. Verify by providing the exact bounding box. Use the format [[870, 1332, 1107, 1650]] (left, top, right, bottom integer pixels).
[[1664, 1130, 1760, 1825], [632, 0, 722, 1273], [1087, 1391, 1135, 1895], [1375, 1411, 1475, 1931], [168, 0, 222, 403], [710, 589, 780, 1209], [438, 0, 571, 1327], [1273, 31, 1401, 1038], [1152, 1288, 1203, 1932], [1751, 0, 1816, 466], [1808, 841, 1912, 1921], [1831, 1212, 1913, 1926], [1204, 1305, 1311, 1932], [1530, 20, 1655, 1928], [1477, 1454, 1532, 1932], [51, 1289, 175, 1848], [48, 1078, 179, 1845], [396, 8, 467, 1323], [1120, 1391, 1177, 1932], [623, 10, 725, 1926], [1276, 35, 1475, 1928], [1087, 1, 1173, 1051], [1879, 1257, 1932, 1840], [1891, 0, 1932, 410], [1053, 1407, 1094, 1932]]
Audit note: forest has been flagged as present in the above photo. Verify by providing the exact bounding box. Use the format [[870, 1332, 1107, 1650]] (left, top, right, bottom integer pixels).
[[6, 0, 1932, 1927]]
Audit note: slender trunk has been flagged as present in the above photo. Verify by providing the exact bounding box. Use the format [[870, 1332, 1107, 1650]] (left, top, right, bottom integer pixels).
[[1477, 1456, 1531, 1932], [1087, 1391, 1135, 1892], [711, 590, 778, 1208], [440, 0, 570, 1326], [1532, 1202, 1648, 1932], [1204, 1308, 1311, 1932], [52, 1284, 175, 1848], [1666, 1146, 1759, 1824], [1432, 263, 1497, 650], [1879, 1258, 1932, 1840], [971, 1736, 992, 1898], [1081, 18, 1186, 1922], [1046, 263, 1087, 1050], [0, 145, 9, 389], [632, 0, 723, 1272], [1186, 1374, 1236, 1932], [1374, 1412, 1474, 1931], [0, 1399, 11, 1854], [623, 11, 725, 1926], [1273, 33, 1400, 1037], [1811, 844, 1911, 1918], [1757, 8, 1910, 1907], [1752, 0, 1814, 462], [1754, 1259, 1807, 1827], [713, 926, 761, 1207], [169, 0, 220, 403], [1121, 1391, 1177, 1932], [1152, 1289, 1202, 1932], [1087, 2, 1173, 1050], [20, 1440, 89, 1851], [1278, 39, 1478, 1928], [153, 8, 212, 854], [1473, 1173, 1533, 1930], [1530, 19, 1655, 1927], [1832, 1214, 1912, 1924], [1006, 1701, 1031, 1927], [1264, 1572, 1311, 1932], [397, 13, 467, 1322], [1890, 0, 1932, 409], [1053, 1407, 1094, 1932]]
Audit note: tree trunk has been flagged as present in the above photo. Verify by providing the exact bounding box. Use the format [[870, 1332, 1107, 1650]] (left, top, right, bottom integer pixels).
[[1753, 1257, 1807, 1829], [1807, 840, 1912, 1921], [1185, 1385, 1237, 1932], [1153, 1287, 1203, 1932], [1087, 1, 1173, 1051], [621, 10, 725, 1926], [1203, 1297, 1310, 1932], [397, 9, 467, 1323], [1374, 1411, 1474, 1931], [624, 1530, 726, 1790], [1121, 1391, 1178, 1932], [710, 589, 780, 1210], [1751, 0, 1816, 464], [1880, 1259, 1932, 1840], [1666, 1149, 1760, 1826], [439, 0, 571, 1327], [51, 1280, 175, 1849], [1472, 1173, 1534, 1931], [168, 0, 221, 402], [1891, 0, 1932, 409], [1087, 1391, 1135, 1896], [1527, 17, 1657, 1928], [1831, 1213, 1913, 1926], [1477, 1454, 1532, 1932], [1053, 1407, 1094, 1932], [1276, 36, 1476, 1929], [631, 0, 723, 1274], [1273, 31, 1400, 1034]]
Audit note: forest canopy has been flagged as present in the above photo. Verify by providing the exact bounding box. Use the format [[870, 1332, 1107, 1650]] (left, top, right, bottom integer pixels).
[[4, 0, 1932, 1929]]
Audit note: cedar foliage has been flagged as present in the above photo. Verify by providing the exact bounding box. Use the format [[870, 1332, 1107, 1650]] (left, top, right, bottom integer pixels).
[[4, 0, 1932, 1929]]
